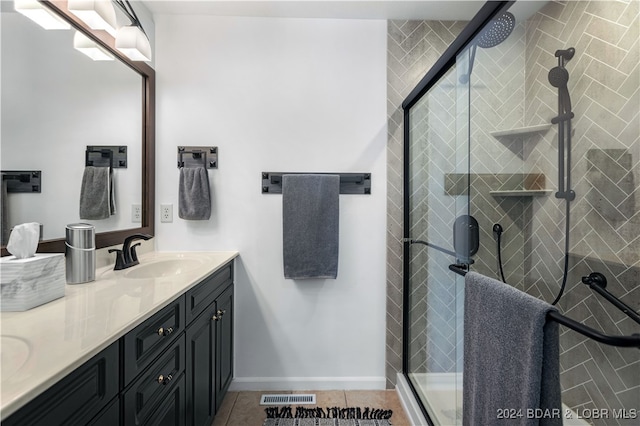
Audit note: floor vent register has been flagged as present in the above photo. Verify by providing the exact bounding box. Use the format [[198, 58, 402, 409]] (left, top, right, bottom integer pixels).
[[260, 394, 317, 405]]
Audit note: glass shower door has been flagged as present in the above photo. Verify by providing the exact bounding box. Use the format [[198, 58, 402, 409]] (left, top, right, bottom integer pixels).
[[405, 57, 470, 426]]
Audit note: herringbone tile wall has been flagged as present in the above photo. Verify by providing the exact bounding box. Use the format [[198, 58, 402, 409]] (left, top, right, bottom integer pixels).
[[521, 2, 639, 422], [389, 2, 638, 420]]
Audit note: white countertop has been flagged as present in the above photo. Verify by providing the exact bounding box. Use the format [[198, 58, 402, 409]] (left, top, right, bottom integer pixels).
[[0, 250, 239, 420]]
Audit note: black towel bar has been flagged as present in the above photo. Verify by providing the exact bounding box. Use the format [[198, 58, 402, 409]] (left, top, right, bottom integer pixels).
[[177, 146, 218, 169], [1, 170, 41, 193], [86, 145, 127, 168], [261, 172, 371, 194], [448, 264, 640, 348]]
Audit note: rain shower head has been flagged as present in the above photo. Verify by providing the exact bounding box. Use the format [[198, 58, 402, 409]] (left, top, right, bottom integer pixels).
[[476, 11, 516, 48], [460, 11, 516, 84]]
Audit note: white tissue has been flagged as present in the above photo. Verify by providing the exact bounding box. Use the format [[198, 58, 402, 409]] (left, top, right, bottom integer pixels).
[[6, 222, 40, 259]]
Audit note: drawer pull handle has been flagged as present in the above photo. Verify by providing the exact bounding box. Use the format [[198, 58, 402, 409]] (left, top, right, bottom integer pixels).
[[157, 327, 174, 336], [157, 374, 173, 385], [212, 310, 226, 321]]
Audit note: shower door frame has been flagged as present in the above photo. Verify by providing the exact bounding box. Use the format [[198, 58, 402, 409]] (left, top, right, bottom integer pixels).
[[400, 1, 513, 423]]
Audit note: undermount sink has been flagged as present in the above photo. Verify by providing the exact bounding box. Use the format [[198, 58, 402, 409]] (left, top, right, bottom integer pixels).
[[124, 258, 205, 279]]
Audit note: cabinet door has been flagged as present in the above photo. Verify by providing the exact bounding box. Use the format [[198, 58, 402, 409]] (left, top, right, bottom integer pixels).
[[124, 335, 186, 426], [186, 303, 217, 426], [3, 341, 119, 426], [215, 285, 234, 411]]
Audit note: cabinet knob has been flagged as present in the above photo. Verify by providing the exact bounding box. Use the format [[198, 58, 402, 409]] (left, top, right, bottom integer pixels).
[[212, 310, 225, 321], [157, 374, 173, 385], [157, 326, 174, 336]]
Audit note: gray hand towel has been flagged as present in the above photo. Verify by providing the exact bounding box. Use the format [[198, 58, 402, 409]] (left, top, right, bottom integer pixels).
[[282, 174, 339, 279], [79, 166, 111, 220], [463, 272, 561, 426], [178, 167, 211, 220]]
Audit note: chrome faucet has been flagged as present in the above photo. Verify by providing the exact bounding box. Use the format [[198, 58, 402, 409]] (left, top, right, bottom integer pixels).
[[109, 233, 152, 270]]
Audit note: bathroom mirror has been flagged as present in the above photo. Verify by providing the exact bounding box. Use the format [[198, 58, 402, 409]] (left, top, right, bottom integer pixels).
[[0, 0, 155, 255]]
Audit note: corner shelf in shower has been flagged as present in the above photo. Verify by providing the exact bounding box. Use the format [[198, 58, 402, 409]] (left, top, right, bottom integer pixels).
[[489, 189, 553, 197], [490, 124, 552, 138]]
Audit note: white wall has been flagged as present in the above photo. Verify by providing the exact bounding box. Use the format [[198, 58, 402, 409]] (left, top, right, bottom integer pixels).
[[155, 15, 387, 389]]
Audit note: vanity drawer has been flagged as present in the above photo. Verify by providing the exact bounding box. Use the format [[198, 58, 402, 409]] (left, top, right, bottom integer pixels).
[[123, 334, 186, 426], [123, 296, 186, 386], [185, 262, 233, 324], [3, 340, 119, 426]]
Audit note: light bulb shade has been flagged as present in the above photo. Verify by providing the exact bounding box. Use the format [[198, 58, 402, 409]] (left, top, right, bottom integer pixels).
[[116, 25, 152, 61], [73, 31, 114, 61], [68, 0, 117, 37], [14, 0, 71, 30]]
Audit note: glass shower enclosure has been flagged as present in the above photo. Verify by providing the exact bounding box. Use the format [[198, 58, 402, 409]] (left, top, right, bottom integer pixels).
[[403, 1, 639, 425]]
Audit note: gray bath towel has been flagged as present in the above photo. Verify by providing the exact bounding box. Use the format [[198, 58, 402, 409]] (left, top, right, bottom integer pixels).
[[283, 174, 339, 279], [79, 166, 114, 220], [178, 167, 211, 220], [463, 272, 561, 426]]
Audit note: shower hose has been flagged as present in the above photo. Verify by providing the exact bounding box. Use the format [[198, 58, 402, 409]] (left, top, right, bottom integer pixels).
[[494, 197, 571, 306]]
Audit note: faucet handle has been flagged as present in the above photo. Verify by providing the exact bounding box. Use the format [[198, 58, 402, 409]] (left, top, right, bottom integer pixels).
[[130, 243, 142, 263], [109, 249, 126, 270]]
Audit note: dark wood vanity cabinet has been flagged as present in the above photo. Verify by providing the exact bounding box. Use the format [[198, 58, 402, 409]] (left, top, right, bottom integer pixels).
[[3, 340, 119, 426], [4, 261, 234, 426]]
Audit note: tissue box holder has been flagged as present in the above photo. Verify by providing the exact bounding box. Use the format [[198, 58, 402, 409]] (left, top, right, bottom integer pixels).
[[1, 254, 65, 312]]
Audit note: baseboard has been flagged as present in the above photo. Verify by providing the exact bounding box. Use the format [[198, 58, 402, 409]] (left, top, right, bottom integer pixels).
[[229, 376, 387, 391], [396, 373, 429, 426]]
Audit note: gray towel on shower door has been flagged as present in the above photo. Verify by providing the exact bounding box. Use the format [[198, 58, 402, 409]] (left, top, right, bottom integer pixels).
[[79, 166, 113, 220], [178, 167, 211, 220], [463, 272, 561, 426], [282, 174, 339, 279]]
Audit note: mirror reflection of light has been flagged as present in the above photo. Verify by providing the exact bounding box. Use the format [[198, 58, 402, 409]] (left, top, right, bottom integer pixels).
[[14, 0, 71, 30], [73, 31, 115, 61], [68, 0, 118, 37]]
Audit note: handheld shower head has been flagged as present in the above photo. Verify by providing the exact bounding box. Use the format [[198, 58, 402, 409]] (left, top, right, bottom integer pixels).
[[548, 65, 572, 113]]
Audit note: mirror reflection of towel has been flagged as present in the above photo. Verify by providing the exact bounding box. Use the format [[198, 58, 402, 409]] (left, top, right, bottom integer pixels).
[[79, 166, 115, 220], [178, 167, 211, 220]]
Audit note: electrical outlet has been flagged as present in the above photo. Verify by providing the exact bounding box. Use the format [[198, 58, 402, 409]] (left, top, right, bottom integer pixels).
[[161, 204, 173, 223], [132, 204, 142, 223]]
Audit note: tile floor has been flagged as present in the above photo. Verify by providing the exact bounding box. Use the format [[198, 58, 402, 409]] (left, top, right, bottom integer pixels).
[[212, 390, 412, 426]]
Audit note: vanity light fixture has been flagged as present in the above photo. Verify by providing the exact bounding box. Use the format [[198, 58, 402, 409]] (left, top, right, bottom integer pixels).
[[114, 0, 152, 61], [67, 0, 118, 37], [73, 31, 115, 61], [14, 0, 71, 30]]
